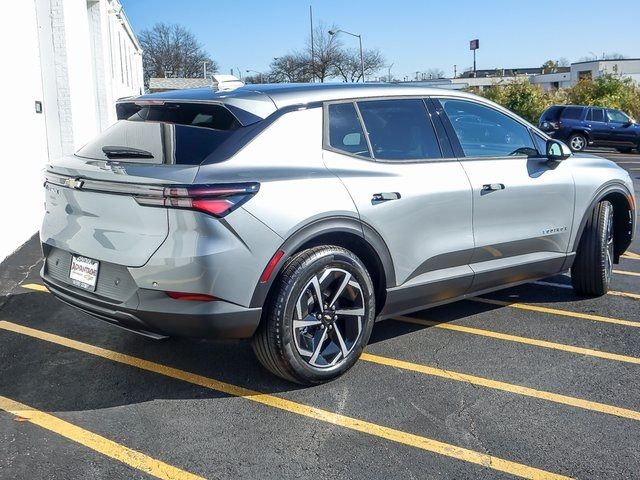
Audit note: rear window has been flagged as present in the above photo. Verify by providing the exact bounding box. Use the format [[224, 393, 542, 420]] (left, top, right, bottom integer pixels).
[[560, 107, 584, 120], [76, 103, 243, 165], [540, 106, 564, 121]]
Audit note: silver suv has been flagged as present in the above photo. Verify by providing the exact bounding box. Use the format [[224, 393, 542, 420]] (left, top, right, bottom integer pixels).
[[41, 84, 636, 384]]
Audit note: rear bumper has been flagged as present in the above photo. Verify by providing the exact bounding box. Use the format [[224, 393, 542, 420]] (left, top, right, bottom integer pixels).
[[41, 271, 262, 340]]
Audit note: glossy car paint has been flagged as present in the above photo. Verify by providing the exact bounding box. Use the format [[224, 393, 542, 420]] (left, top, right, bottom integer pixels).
[[40, 84, 636, 340]]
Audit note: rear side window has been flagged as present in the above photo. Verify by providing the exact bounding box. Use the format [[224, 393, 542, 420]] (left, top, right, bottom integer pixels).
[[77, 102, 243, 165], [540, 106, 564, 121], [560, 107, 584, 120], [439, 99, 537, 158], [327, 103, 370, 157], [356, 99, 441, 160], [587, 108, 605, 122]]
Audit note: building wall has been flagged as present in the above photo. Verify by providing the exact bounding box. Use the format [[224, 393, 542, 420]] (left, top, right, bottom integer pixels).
[[0, 0, 142, 262]]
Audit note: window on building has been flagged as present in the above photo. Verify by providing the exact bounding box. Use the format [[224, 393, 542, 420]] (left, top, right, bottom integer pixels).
[[578, 70, 592, 81]]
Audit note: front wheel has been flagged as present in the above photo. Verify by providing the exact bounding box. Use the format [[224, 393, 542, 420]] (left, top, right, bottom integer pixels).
[[571, 200, 615, 296], [252, 246, 376, 384], [569, 133, 587, 152]]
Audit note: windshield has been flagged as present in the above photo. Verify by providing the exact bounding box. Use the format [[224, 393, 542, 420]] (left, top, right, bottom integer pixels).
[[76, 103, 244, 165]]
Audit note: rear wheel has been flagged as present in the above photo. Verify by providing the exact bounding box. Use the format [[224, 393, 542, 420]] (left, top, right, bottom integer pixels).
[[569, 133, 587, 152], [571, 200, 614, 296], [252, 246, 376, 384]]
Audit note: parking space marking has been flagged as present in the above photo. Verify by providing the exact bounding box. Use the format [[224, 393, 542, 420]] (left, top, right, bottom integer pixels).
[[614, 270, 640, 277], [361, 353, 640, 421], [472, 298, 640, 328], [533, 281, 640, 300], [621, 252, 640, 260], [21, 283, 48, 292], [0, 321, 569, 480], [394, 316, 640, 365], [0, 395, 205, 480]]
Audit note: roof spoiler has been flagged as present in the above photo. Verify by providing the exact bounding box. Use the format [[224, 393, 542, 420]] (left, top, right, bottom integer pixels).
[[211, 75, 245, 92]]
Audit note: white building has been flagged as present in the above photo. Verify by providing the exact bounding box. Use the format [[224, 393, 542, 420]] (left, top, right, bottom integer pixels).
[[570, 59, 640, 84], [0, 0, 143, 262]]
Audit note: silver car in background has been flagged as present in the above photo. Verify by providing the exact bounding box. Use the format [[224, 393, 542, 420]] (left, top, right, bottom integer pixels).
[[41, 83, 636, 384]]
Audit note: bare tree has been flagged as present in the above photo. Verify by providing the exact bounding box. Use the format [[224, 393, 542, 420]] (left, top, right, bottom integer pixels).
[[557, 57, 570, 67], [139, 23, 218, 85], [424, 68, 445, 79], [307, 23, 343, 82], [269, 53, 312, 83], [332, 48, 385, 82]]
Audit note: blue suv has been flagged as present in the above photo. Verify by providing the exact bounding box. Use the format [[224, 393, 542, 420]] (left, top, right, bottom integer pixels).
[[539, 105, 640, 153]]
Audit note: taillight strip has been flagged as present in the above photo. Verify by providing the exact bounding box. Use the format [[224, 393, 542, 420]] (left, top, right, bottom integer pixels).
[[44, 172, 259, 218]]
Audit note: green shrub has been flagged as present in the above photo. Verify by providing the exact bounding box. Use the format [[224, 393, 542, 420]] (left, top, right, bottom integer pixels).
[[472, 74, 640, 123]]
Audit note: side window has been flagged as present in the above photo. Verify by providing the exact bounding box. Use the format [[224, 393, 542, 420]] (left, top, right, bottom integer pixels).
[[439, 99, 537, 157], [357, 99, 442, 160], [590, 108, 605, 122], [561, 107, 584, 120], [327, 103, 370, 157], [607, 109, 629, 124]]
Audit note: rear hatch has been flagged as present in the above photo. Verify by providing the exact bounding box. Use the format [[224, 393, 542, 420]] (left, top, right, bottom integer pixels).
[[42, 100, 260, 267]]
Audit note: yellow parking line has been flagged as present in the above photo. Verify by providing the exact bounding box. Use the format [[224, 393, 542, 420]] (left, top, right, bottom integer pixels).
[[395, 316, 640, 365], [533, 281, 640, 301], [615, 269, 640, 277], [471, 297, 640, 328], [0, 395, 204, 480], [360, 353, 640, 421], [0, 321, 569, 480], [622, 252, 640, 260], [22, 283, 48, 292]]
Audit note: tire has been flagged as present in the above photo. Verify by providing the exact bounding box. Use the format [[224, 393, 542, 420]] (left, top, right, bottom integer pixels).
[[568, 133, 587, 152], [571, 200, 615, 296], [252, 245, 376, 384]]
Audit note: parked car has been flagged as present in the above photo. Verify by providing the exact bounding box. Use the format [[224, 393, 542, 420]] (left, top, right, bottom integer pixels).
[[41, 84, 636, 384], [539, 104, 640, 153]]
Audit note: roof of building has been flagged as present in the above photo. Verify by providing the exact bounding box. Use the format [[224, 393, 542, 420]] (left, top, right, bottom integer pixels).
[[148, 77, 214, 90]]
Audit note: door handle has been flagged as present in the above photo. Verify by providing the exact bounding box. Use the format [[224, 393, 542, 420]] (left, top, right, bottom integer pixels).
[[372, 192, 401, 202], [482, 183, 505, 192]]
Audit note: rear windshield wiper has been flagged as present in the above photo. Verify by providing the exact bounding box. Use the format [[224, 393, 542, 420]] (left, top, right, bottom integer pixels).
[[102, 146, 154, 159]]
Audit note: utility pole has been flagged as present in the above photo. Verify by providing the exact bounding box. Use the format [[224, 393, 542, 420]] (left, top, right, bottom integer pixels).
[[203, 61, 207, 79], [309, 5, 315, 83], [453, 64, 457, 78], [387, 63, 394, 82]]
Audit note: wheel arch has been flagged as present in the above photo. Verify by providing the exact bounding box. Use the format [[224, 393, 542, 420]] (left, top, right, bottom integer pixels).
[[249, 216, 395, 315], [571, 183, 635, 262]]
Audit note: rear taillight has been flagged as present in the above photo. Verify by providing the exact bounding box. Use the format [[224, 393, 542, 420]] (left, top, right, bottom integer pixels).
[[135, 183, 259, 217]]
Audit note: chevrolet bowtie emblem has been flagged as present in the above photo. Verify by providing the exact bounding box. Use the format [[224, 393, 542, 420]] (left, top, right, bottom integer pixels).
[[65, 178, 84, 190]]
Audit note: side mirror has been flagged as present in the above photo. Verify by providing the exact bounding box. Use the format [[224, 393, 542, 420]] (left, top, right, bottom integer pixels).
[[622, 121, 633, 128], [546, 139, 571, 161]]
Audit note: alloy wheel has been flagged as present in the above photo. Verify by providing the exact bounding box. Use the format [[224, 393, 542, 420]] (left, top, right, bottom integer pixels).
[[570, 135, 585, 151], [292, 268, 366, 368]]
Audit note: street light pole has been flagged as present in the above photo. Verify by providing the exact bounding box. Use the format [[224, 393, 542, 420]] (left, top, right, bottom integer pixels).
[[328, 29, 365, 83]]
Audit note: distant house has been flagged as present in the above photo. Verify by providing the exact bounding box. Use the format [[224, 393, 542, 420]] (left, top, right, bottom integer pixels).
[[148, 78, 213, 92]]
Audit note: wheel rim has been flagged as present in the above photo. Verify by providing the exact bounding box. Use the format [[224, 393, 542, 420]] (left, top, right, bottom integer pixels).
[[571, 136, 585, 151], [605, 207, 614, 282], [292, 268, 366, 368]]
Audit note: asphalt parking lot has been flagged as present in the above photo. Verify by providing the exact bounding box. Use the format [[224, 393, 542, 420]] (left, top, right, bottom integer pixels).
[[1, 150, 639, 480]]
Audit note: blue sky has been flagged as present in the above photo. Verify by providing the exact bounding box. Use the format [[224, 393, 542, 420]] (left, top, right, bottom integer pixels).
[[121, 0, 637, 80]]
